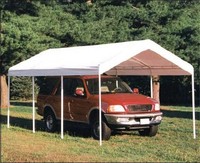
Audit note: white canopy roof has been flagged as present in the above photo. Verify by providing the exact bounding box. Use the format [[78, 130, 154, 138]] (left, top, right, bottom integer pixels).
[[8, 39, 193, 76]]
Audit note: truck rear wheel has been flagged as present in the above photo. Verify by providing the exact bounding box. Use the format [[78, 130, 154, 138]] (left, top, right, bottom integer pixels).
[[91, 117, 111, 141], [138, 125, 158, 137], [44, 110, 57, 132]]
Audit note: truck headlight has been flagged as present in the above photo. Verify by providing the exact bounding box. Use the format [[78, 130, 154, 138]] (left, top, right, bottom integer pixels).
[[155, 116, 162, 121], [155, 103, 160, 111], [107, 105, 125, 113]]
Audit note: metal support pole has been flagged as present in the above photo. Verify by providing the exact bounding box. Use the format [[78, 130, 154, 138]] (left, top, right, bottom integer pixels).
[[7, 76, 10, 128], [150, 76, 153, 98], [192, 74, 196, 139], [61, 76, 64, 139], [98, 67, 102, 146], [32, 76, 35, 133]]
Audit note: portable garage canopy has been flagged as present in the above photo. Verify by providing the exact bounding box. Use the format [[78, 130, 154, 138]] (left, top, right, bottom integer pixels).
[[7, 39, 196, 145]]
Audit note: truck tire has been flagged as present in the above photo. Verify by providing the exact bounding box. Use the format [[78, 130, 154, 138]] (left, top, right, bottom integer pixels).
[[44, 110, 57, 132], [139, 125, 158, 137], [91, 117, 111, 141]]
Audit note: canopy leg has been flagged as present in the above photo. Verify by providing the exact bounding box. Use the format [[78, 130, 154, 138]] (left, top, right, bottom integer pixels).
[[7, 76, 10, 128], [192, 74, 196, 139], [61, 76, 64, 139], [32, 77, 35, 133], [98, 68, 102, 146], [150, 76, 153, 98]]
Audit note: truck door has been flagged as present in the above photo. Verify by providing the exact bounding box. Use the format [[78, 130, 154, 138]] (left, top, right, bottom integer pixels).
[[65, 78, 92, 122]]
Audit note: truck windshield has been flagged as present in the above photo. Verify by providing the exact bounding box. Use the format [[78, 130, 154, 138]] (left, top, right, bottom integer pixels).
[[86, 77, 132, 94]]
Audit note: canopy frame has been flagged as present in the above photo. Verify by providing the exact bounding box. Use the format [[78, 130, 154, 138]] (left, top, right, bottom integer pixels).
[[6, 40, 196, 145]]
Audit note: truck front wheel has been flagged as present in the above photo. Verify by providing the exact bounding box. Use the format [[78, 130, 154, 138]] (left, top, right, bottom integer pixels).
[[138, 125, 158, 137], [91, 118, 111, 141]]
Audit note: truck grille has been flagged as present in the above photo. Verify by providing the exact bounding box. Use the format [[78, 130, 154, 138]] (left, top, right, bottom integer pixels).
[[127, 104, 152, 112]]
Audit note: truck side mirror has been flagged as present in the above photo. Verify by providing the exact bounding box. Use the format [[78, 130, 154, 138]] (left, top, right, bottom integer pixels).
[[75, 89, 84, 96], [133, 88, 139, 94]]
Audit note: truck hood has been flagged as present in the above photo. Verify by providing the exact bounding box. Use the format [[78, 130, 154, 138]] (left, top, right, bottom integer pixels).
[[94, 93, 157, 105]]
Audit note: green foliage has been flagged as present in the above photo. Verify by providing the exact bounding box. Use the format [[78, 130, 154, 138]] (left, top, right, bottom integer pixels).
[[10, 77, 39, 100], [1, 2, 66, 74], [0, 0, 39, 16]]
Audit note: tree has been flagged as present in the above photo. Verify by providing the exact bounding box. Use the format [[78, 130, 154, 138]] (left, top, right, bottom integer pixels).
[[0, 1, 64, 107], [0, 75, 8, 108]]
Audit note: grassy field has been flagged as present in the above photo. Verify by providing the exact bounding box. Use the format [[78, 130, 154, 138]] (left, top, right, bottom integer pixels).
[[1, 104, 200, 162]]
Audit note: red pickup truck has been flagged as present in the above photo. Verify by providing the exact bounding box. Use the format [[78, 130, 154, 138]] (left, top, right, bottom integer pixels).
[[37, 75, 162, 140]]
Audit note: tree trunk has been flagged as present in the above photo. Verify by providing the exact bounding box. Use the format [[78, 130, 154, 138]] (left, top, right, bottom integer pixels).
[[152, 75, 160, 104], [0, 74, 8, 109]]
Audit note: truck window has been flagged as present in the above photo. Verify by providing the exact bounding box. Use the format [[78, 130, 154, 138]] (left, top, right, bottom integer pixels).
[[86, 77, 132, 94], [56, 78, 85, 97], [38, 77, 59, 95]]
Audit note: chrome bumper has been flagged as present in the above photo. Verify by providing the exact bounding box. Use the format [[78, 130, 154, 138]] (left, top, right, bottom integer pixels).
[[105, 112, 163, 126]]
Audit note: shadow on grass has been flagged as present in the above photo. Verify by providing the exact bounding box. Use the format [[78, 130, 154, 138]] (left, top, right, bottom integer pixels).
[[10, 101, 34, 107], [0, 114, 44, 131], [161, 109, 200, 120], [0, 114, 92, 138]]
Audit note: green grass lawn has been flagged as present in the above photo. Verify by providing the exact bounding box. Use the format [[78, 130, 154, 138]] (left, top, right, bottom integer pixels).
[[1, 104, 200, 162]]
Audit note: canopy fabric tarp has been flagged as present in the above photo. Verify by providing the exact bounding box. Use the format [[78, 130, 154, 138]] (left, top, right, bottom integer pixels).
[[8, 39, 193, 77], [7, 39, 196, 145]]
